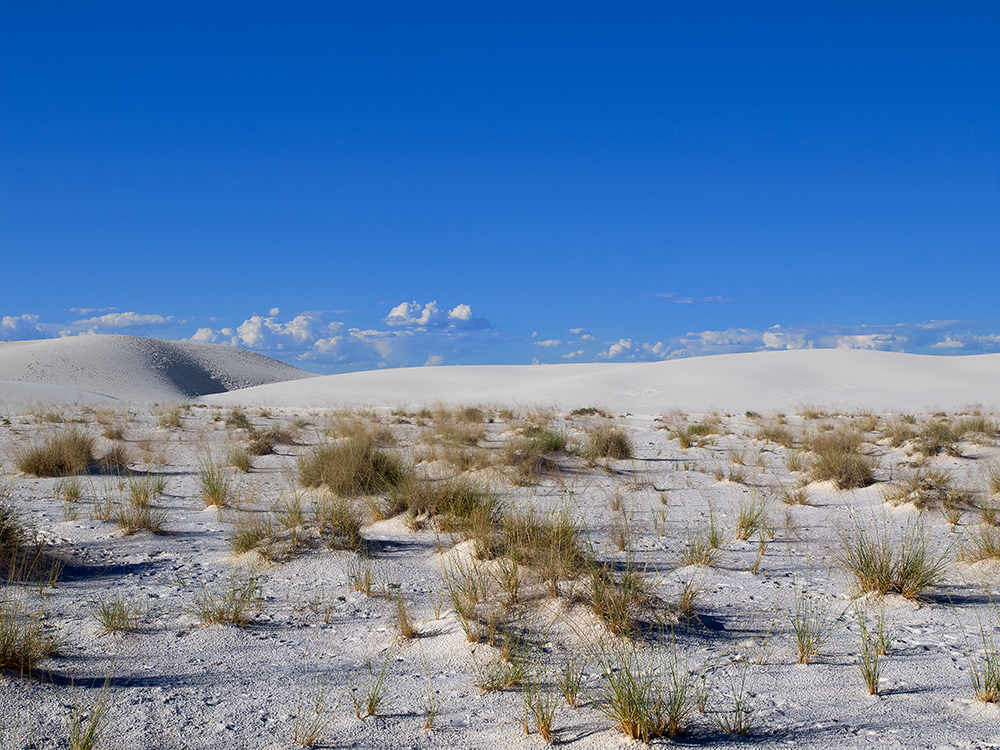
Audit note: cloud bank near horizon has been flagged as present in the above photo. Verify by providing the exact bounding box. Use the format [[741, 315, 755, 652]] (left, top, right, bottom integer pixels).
[[4, 304, 1000, 372]]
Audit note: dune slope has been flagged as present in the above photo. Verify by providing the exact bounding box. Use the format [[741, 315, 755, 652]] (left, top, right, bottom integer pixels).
[[0, 335, 313, 403], [203, 349, 1000, 413]]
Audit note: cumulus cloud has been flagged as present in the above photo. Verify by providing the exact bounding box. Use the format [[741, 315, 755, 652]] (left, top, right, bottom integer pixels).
[[586, 322, 998, 363], [69, 312, 182, 333], [534, 339, 563, 348], [231, 314, 331, 349], [596, 339, 634, 360], [562, 350, 585, 359], [384, 301, 491, 330], [0, 314, 51, 341]]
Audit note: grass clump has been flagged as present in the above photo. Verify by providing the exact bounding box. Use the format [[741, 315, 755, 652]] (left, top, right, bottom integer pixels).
[[387, 477, 500, 534], [227, 446, 253, 473], [963, 526, 1000, 563], [193, 575, 263, 627], [790, 586, 837, 664], [809, 430, 876, 489], [89, 594, 144, 634], [229, 512, 275, 557], [115, 502, 167, 535], [589, 561, 654, 636], [157, 406, 184, 429], [0, 588, 58, 675], [504, 428, 567, 484], [841, 520, 947, 600], [583, 424, 634, 460], [593, 641, 697, 742], [16, 429, 95, 476], [756, 423, 794, 447], [198, 458, 232, 507], [225, 408, 252, 430], [315, 496, 365, 550], [298, 436, 408, 496]]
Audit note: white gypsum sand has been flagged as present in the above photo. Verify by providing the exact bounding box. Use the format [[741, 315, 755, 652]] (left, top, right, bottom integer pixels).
[[1, 337, 999, 749]]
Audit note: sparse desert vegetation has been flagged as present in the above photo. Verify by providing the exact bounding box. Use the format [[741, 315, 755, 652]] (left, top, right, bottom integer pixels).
[[2, 400, 1000, 748]]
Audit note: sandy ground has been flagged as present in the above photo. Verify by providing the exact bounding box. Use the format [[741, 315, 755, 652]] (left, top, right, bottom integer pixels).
[[2, 400, 1000, 749], [1, 338, 1000, 749]]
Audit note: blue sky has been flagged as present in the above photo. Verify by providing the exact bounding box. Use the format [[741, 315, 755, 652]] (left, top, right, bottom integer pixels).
[[2, 2, 997, 373]]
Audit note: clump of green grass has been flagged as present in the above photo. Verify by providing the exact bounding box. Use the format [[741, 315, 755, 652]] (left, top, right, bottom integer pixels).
[[841, 520, 948, 600], [57, 478, 83, 503], [98, 443, 133, 474], [809, 430, 876, 489], [157, 406, 184, 429], [521, 674, 558, 742], [101, 422, 126, 441], [386, 477, 500, 538], [503, 428, 567, 484], [65, 678, 111, 750], [226, 408, 252, 430], [593, 641, 697, 742], [918, 420, 963, 457], [0, 587, 59, 674], [127, 475, 166, 507], [198, 458, 232, 507], [583, 424, 634, 460], [89, 594, 144, 634], [229, 512, 275, 557], [734, 496, 771, 541], [968, 604, 1000, 703], [193, 575, 263, 627], [670, 422, 717, 449], [963, 526, 1000, 562], [588, 561, 654, 636], [790, 586, 837, 664], [717, 667, 756, 735], [854, 605, 884, 695], [227, 446, 253, 473], [247, 424, 297, 456], [315, 496, 365, 551], [500, 508, 585, 596], [756, 423, 794, 447], [115, 501, 167, 535], [882, 418, 917, 447], [16, 429, 95, 476], [298, 436, 409, 496]]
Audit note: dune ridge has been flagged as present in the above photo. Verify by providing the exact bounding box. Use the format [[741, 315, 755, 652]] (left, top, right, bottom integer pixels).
[[0, 335, 313, 403], [203, 348, 1000, 413]]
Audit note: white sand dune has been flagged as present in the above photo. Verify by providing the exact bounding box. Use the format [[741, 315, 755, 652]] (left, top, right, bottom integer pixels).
[[0, 335, 313, 404], [3, 335, 998, 413], [203, 348, 1000, 414]]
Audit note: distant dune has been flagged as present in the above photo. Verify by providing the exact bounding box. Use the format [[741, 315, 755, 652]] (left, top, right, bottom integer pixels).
[[0, 335, 313, 404], [203, 349, 1000, 414], [2, 336, 999, 412]]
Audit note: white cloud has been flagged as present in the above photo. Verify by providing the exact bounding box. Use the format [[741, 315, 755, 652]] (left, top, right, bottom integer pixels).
[[70, 311, 182, 333], [534, 339, 563, 348], [0, 314, 51, 340], [268, 307, 281, 316], [230, 314, 333, 350], [384, 301, 490, 330], [596, 339, 633, 360], [424, 354, 445, 366], [562, 350, 585, 359], [191, 327, 218, 343], [569, 328, 589, 335]]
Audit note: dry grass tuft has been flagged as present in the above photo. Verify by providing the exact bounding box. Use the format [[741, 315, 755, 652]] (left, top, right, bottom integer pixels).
[[809, 430, 876, 489], [298, 436, 409, 496], [583, 424, 634, 460], [16, 429, 95, 477]]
